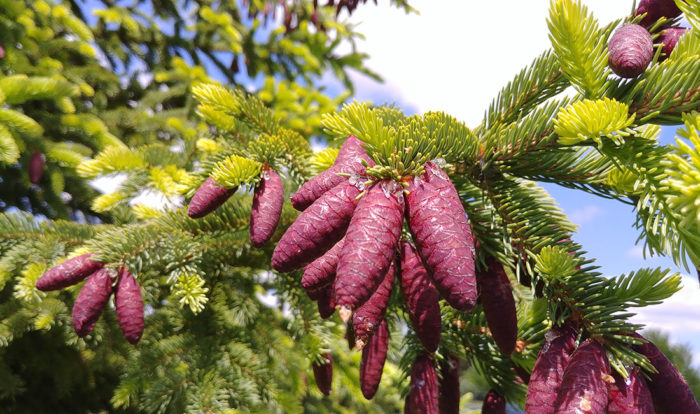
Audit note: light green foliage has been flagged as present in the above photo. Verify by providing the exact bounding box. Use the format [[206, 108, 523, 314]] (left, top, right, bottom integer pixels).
[[547, 0, 611, 98], [554, 98, 636, 146]]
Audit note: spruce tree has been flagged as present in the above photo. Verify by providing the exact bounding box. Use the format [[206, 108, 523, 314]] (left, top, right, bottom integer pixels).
[[1, 0, 700, 413]]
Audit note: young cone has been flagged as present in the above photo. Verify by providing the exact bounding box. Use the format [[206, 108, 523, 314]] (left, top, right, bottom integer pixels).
[[525, 324, 577, 414], [36, 253, 104, 291], [399, 240, 441, 352], [359, 319, 389, 400], [422, 162, 473, 241], [335, 180, 404, 321], [346, 320, 356, 350], [291, 135, 373, 211], [657, 27, 686, 61], [187, 177, 237, 218], [635, 0, 682, 26], [352, 261, 396, 349], [72, 268, 113, 337], [476, 257, 517, 356], [114, 267, 144, 345], [28, 151, 44, 184], [608, 24, 654, 78], [271, 180, 362, 273], [553, 339, 611, 414], [312, 353, 333, 396], [316, 283, 335, 319], [249, 169, 284, 247], [405, 176, 477, 311], [630, 333, 700, 413], [405, 354, 439, 414], [438, 354, 461, 414], [302, 237, 344, 294], [482, 389, 506, 414], [606, 369, 655, 414]]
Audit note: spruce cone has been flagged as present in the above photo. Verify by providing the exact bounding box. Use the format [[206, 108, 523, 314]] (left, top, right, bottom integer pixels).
[[657, 27, 686, 61], [28, 151, 44, 184], [36, 253, 104, 291], [72, 268, 113, 337], [312, 353, 333, 396], [438, 354, 461, 414], [335, 180, 404, 320], [635, 0, 682, 26], [553, 339, 610, 414], [405, 353, 438, 414], [608, 24, 653, 78], [359, 319, 389, 400], [114, 267, 144, 345], [476, 257, 517, 356], [187, 177, 237, 218], [249, 169, 284, 247], [525, 324, 577, 413], [630, 333, 700, 413], [399, 240, 441, 352], [352, 261, 395, 349]]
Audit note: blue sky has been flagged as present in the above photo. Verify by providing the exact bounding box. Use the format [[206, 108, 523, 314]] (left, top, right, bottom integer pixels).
[[325, 1, 700, 365]]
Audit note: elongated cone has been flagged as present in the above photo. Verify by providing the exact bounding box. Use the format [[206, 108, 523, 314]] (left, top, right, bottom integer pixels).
[[114, 267, 144, 345], [360, 319, 389, 400], [553, 339, 611, 414], [250, 169, 284, 247], [312, 353, 333, 396], [302, 238, 344, 294], [635, 0, 682, 26], [188, 177, 237, 218], [438, 355, 461, 414], [608, 24, 653, 78], [405, 354, 439, 414], [36, 253, 104, 291], [291, 135, 373, 211], [525, 324, 577, 414], [422, 162, 473, 240], [405, 176, 476, 311], [476, 257, 517, 356], [353, 261, 395, 349], [630, 333, 700, 414], [29, 151, 44, 184], [482, 389, 506, 414], [399, 240, 441, 352], [316, 283, 335, 319], [272, 180, 361, 273], [335, 181, 404, 321], [606, 369, 654, 414], [657, 27, 686, 61], [72, 269, 113, 337]]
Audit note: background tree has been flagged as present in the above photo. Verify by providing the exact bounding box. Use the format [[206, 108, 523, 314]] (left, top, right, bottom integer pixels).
[[1, 0, 700, 413]]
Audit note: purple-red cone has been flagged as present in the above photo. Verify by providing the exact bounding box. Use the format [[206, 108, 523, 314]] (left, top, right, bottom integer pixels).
[[438, 355, 461, 414], [405, 354, 438, 414], [608, 24, 653, 78], [114, 267, 144, 345], [359, 319, 389, 400], [36, 253, 104, 291], [312, 353, 333, 396], [352, 261, 395, 349], [553, 339, 611, 414], [635, 0, 682, 27], [187, 177, 237, 218], [606, 368, 655, 414], [250, 169, 284, 247], [29, 151, 44, 184], [657, 27, 686, 61], [72, 268, 113, 337], [476, 257, 517, 356]]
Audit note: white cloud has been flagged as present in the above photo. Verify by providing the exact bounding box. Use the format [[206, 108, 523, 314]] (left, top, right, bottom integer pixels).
[[568, 204, 603, 225], [346, 1, 630, 126]]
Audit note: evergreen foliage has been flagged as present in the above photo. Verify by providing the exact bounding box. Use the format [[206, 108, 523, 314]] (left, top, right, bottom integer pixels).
[[1, 0, 700, 412]]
